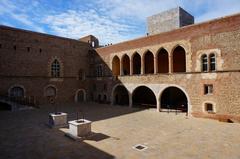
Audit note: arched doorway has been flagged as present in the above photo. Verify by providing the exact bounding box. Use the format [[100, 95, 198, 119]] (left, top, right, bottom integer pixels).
[[9, 86, 24, 98], [172, 46, 186, 72], [132, 86, 156, 108], [157, 48, 169, 73], [144, 51, 154, 74], [132, 53, 141, 74], [113, 85, 129, 106], [112, 56, 120, 76], [122, 55, 130, 75], [75, 89, 86, 102], [160, 86, 188, 112]]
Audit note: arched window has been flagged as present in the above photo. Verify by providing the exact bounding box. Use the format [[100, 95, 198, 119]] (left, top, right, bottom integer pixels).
[[209, 54, 216, 71], [132, 53, 141, 75], [45, 86, 57, 97], [51, 59, 60, 77], [112, 56, 120, 76], [144, 51, 154, 74], [201, 54, 208, 72], [122, 55, 130, 75]]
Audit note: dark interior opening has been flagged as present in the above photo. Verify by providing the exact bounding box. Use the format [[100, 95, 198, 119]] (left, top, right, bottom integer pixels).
[[0, 102, 11, 111], [172, 46, 186, 72], [144, 51, 154, 74], [133, 53, 141, 74], [113, 85, 129, 106], [132, 86, 156, 108], [161, 87, 188, 112], [158, 48, 169, 73]]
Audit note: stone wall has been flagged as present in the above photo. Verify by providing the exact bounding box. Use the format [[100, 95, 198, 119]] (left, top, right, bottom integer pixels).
[[0, 25, 91, 105]]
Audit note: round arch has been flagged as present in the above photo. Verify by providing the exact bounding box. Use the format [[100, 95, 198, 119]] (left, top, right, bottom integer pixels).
[[44, 84, 57, 97], [132, 85, 156, 108], [158, 85, 190, 113], [111, 84, 129, 106], [75, 89, 86, 102], [8, 85, 26, 97]]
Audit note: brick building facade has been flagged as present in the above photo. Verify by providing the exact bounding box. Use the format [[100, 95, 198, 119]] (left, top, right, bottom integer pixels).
[[0, 9, 240, 121]]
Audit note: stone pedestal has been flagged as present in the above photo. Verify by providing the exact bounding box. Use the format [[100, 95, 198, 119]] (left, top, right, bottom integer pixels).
[[65, 119, 92, 141], [48, 112, 67, 128]]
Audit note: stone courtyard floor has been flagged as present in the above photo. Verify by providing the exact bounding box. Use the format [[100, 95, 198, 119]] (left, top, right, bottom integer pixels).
[[0, 103, 240, 159]]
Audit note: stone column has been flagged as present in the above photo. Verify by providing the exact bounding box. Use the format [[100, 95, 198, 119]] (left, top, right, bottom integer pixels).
[[141, 56, 145, 74], [129, 93, 132, 108], [169, 55, 172, 73], [157, 99, 161, 112], [154, 56, 158, 74], [120, 59, 123, 76], [130, 59, 133, 75]]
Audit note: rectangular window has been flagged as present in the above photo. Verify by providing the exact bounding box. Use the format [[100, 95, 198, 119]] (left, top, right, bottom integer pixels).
[[14, 45, 16, 50], [204, 84, 213, 95], [0, 44, 2, 48], [96, 65, 103, 77], [206, 103, 213, 112]]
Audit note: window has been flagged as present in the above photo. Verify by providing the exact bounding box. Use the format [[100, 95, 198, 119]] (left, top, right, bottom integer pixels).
[[96, 65, 103, 77], [205, 103, 214, 113], [204, 84, 213, 95], [39, 48, 42, 53], [0, 44, 2, 48], [209, 54, 216, 71], [201, 54, 208, 72], [14, 45, 16, 50], [27, 47, 30, 52], [45, 86, 56, 97], [9, 87, 24, 97], [51, 59, 60, 78]]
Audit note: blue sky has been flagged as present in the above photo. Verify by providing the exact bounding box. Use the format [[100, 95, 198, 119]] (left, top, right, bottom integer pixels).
[[0, 0, 240, 45]]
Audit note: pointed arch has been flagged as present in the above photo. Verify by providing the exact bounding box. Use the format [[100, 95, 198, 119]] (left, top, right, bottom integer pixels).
[[122, 54, 130, 75], [132, 52, 141, 75], [144, 50, 154, 74], [172, 46, 186, 72], [112, 56, 120, 76], [157, 48, 169, 73]]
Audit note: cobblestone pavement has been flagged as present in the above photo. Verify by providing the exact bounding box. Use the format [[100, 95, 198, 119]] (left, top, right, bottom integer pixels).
[[0, 103, 240, 159]]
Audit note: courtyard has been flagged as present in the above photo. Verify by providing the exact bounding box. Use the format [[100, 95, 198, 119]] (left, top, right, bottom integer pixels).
[[0, 103, 240, 159]]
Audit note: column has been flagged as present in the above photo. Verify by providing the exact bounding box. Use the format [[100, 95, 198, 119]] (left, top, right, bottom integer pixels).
[[154, 56, 158, 74], [120, 59, 123, 76], [169, 55, 172, 73], [141, 56, 145, 74], [129, 93, 132, 108], [130, 59, 133, 75], [157, 100, 161, 112]]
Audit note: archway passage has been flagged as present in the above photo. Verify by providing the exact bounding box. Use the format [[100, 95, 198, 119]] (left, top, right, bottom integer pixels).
[[76, 90, 85, 102], [132, 86, 156, 108], [112, 56, 120, 76], [122, 55, 130, 75], [132, 53, 141, 74], [113, 85, 129, 106], [158, 49, 169, 73], [160, 87, 188, 112], [144, 51, 154, 74], [172, 46, 186, 72]]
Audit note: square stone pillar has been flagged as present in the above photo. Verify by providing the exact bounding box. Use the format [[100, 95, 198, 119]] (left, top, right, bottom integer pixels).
[[141, 57, 145, 74], [49, 112, 67, 128], [154, 56, 158, 74], [168, 55, 172, 73]]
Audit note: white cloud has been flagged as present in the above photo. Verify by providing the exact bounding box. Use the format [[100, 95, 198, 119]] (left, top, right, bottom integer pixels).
[[42, 9, 140, 44]]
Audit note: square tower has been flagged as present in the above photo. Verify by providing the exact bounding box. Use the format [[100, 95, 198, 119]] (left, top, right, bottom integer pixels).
[[147, 7, 194, 35]]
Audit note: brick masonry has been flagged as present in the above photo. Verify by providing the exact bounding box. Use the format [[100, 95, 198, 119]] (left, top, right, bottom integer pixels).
[[0, 11, 240, 121]]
